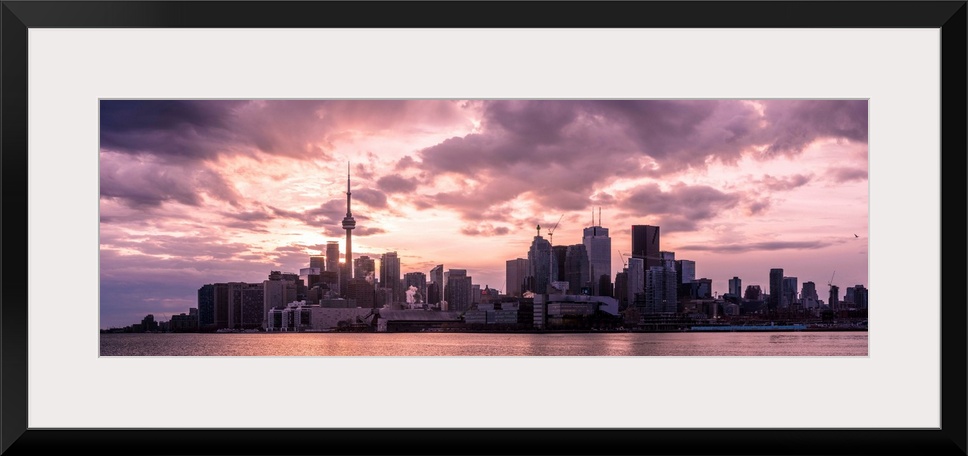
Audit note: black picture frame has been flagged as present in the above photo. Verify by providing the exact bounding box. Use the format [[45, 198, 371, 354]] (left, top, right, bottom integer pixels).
[[2, 1, 965, 455]]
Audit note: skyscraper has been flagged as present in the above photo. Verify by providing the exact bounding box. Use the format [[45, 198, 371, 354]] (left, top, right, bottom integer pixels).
[[631, 225, 661, 269], [564, 244, 589, 294], [728, 276, 742, 299], [582, 224, 611, 295], [527, 226, 555, 294], [429, 264, 444, 305], [325, 241, 340, 276], [505, 258, 530, 298], [380, 251, 402, 303], [552, 245, 568, 282], [782, 276, 798, 307], [627, 257, 645, 306], [769, 268, 784, 312]]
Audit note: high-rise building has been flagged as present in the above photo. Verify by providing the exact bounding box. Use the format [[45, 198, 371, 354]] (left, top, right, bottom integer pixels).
[[676, 260, 696, 284], [197, 284, 215, 329], [728, 276, 742, 299], [528, 227, 555, 294], [505, 258, 530, 298], [444, 269, 472, 312], [769, 268, 784, 312], [325, 242, 340, 275], [631, 225, 661, 269], [379, 252, 402, 302], [852, 284, 868, 308], [614, 270, 629, 310], [644, 265, 677, 314], [263, 271, 299, 329], [354, 255, 375, 283], [552, 245, 568, 282], [564, 244, 590, 294], [627, 257, 645, 306], [829, 285, 841, 311], [228, 282, 264, 330], [782, 276, 798, 307], [214, 283, 230, 330], [801, 281, 819, 308], [582, 225, 611, 295], [429, 264, 444, 304]]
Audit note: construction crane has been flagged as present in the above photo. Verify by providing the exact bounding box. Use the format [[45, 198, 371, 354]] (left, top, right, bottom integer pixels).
[[548, 214, 563, 246], [827, 271, 836, 287], [618, 250, 628, 269]]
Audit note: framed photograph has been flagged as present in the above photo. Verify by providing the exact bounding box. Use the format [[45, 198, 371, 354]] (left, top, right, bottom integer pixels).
[[2, 1, 965, 455]]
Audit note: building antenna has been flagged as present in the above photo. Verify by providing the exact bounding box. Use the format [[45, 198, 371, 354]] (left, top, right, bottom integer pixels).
[[598, 207, 602, 226]]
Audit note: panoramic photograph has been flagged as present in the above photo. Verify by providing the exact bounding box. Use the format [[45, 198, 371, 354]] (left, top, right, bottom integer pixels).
[[99, 99, 869, 356]]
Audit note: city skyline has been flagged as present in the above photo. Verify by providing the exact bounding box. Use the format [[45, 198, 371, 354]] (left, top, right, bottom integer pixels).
[[99, 99, 868, 329]]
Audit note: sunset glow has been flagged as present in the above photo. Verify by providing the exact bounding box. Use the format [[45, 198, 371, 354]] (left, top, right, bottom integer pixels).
[[99, 100, 868, 329]]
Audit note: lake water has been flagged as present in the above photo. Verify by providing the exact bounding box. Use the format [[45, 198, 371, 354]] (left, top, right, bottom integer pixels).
[[100, 331, 868, 356]]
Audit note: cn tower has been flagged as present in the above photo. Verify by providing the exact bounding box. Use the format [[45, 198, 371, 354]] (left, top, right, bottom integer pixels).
[[341, 162, 356, 280]]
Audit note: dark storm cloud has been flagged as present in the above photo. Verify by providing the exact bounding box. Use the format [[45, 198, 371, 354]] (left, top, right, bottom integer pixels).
[[676, 240, 831, 253], [759, 100, 868, 156], [401, 100, 867, 225], [100, 152, 242, 208], [100, 100, 245, 161], [829, 167, 868, 183]]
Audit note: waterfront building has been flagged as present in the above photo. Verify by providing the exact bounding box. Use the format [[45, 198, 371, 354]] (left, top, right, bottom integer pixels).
[[228, 282, 264, 330], [197, 284, 215, 329], [213, 283, 230, 330], [769, 268, 784, 312], [533, 293, 620, 329], [505, 258, 530, 298], [169, 311, 198, 332], [729, 277, 742, 299], [582, 224, 611, 295], [263, 271, 300, 329], [266, 302, 371, 332]]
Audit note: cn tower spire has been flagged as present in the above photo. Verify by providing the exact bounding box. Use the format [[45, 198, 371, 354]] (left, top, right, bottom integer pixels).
[[341, 162, 356, 281]]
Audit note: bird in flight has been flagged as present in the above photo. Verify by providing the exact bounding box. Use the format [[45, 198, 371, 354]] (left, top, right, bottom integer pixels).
[[854, 234, 859, 238]]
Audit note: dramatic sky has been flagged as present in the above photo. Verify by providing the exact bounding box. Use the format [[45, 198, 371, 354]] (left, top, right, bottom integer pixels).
[[99, 100, 868, 329]]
